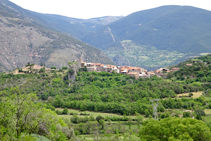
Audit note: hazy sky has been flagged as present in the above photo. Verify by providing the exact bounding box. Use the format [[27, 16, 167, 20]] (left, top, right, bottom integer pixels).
[[10, 0, 211, 19]]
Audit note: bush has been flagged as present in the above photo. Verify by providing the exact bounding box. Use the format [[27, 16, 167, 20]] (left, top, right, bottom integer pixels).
[[51, 70, 56, 73], [70, 114, 79, 123], [189, 93, 193, 97], [51, 66, 57, 69], [62, 108, 68, 115], [96, 115, 104, 122], [39, 67, 45, 73], [80, 113, 90, 116], [195, 109, 205, 116], [89, 115, 95, 121], [183, 112, 191, 118], [62, 66, 68, 70], [41, 93, 48, 100], [56, 110, 62, 115]]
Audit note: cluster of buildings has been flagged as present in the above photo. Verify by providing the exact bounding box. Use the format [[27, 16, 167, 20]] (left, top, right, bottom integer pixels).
[[80, 59, 180, 79], [12, 58, 180, 79]]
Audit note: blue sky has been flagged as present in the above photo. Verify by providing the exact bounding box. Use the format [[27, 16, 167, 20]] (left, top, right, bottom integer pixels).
[[10, 0, 211, 19]]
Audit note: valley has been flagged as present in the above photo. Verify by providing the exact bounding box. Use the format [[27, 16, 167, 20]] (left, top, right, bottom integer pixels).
[[104, 40, 188, 70], [1, 0, 211, 140], [83, 6, 211, 70], [1, 55, 211, 140]]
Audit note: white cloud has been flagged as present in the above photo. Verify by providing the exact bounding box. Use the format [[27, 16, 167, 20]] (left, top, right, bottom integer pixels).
[[9, 0, 211, 19]]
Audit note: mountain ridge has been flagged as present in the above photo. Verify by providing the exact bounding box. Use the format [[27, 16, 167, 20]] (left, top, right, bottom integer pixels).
[[0, 0, 114, 72], [1, 0, 122, 40], [82, 5, 211, 70]]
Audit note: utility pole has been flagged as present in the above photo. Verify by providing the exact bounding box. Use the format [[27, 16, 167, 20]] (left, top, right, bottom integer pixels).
[[150, 99, 159, 120]]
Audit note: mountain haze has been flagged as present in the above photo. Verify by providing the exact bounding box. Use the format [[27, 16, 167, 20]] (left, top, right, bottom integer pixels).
[[82, 5, 211, 70], [0, 0, 114, 72]]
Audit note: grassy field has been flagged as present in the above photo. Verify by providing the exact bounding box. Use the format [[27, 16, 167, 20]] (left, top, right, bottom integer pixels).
[[56, 108, 137, 119], [204, 109, 211, 115], [176, 91, 203, 99]]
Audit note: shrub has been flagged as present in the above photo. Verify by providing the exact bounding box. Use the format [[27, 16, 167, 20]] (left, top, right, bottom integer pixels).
[[56, 110, 62, 115], [96, 115, 104, 122], [189, 93, 193, 97], [62, 66, 68, 70], [183, 112, 191, 118], [89, 115, 95, 121], [195, 109, 205, 116], [39, 67, 45, 73], [62, 108, 68, 115], [51, 66, 57, 69]]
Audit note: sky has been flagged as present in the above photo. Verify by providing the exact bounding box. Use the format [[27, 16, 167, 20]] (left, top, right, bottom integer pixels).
[[9, 0, 211, 19]]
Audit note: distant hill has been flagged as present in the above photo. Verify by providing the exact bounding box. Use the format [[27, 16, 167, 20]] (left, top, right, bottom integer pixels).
[[1, 0, 122, 39], [0, 0, 114, 72], [82, 5, 211, 70]]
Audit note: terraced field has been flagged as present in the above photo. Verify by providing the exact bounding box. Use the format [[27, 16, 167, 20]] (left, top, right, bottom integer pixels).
[[56, 108, 137, 119], [104, 40, 188, 70]]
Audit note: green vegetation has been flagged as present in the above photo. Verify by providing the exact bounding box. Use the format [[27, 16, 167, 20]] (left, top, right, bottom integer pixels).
[[0, 87, 75, 140], [169, 55, 211, 90], [140, 117, 211, 140], [1, 55, 211, 140], [104, 40, 187, 70], [83, 6, 211, 70], [2, 1, 211, 140]]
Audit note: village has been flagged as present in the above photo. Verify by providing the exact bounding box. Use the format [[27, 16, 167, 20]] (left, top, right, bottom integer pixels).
[[12, 58, 181, 79], [80, 58, 180, 79]]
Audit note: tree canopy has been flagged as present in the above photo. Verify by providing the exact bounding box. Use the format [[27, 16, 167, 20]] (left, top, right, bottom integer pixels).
[[0, 87, 73, 140], [139, 117, 211, 141]]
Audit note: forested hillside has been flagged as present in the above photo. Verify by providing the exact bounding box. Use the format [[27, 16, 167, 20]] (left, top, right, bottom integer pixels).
[[168, 54, 211, 87], [1, 55, 211, 140], [83, 5, 211, 70], [0, 67, 205, 115]]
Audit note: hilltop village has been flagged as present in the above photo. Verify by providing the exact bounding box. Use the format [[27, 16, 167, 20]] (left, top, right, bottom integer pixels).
[[12, 58, 181, 79], [80, 59, 180, 79]]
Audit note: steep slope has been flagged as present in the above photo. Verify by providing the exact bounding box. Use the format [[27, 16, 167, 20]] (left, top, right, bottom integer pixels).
[[0, 1, 114, 72], [83, 5, 211, 69], [1, 0, 122, 39]]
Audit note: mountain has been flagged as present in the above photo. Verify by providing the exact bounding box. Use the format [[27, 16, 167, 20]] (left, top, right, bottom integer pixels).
[[82, 5, 211, 70], [1, 0, 122, 40], [0, 0, 114, 72]]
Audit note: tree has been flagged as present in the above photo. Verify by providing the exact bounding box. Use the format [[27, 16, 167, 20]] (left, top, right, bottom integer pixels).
[[139, 117, 211, 141], [39, 67, 45, 73], [0, 87, 69, 140], [99, 119, 105, 129], [96, 115, 104, 122], [189, 92, 193, 97], [62, 66, 68, 70], [62, 107, 68, 115], [183, 112, 191, 118], [41, 93, 48, 100], [136, 112, 143, 128], [196, 114, 202, 120]]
